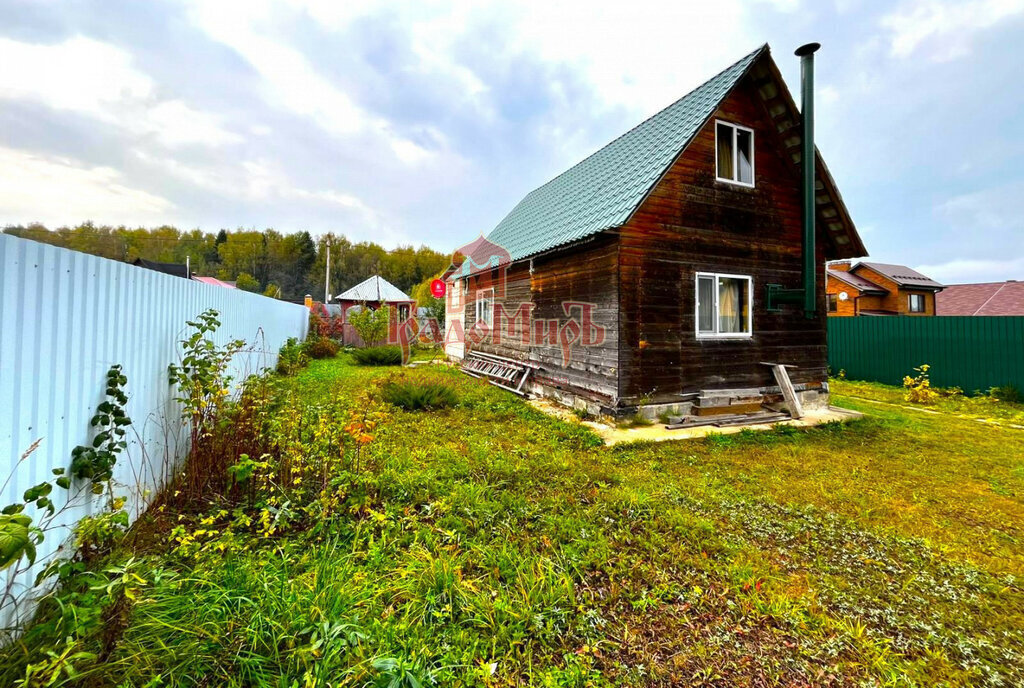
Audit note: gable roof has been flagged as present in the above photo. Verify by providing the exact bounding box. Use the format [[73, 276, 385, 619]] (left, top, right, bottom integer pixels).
[[192, 275, 236, 289], [335, 275, 411, 303], [472, 44, 863, 268], [826, 268, 887, 294], [447, 234, 512, 280], [937, 281, 1024, 315], [854, 262, 943, 290], [132, 257, 189, 279]]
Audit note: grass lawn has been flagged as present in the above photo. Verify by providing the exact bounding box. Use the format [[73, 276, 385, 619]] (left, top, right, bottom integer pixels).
[[3, 359, 1023, 686]]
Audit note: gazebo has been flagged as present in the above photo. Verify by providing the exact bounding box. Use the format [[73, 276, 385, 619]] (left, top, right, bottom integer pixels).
[[334, 275, 415, 346]]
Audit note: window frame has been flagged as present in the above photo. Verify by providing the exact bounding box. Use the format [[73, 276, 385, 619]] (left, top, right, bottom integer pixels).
[[475, 287, 494, 327], [695, 272, 753, 340], [448, 279, 461, 310], [715, 120, 755, 188], [908, 293, 925, 313], [827, 293, 839, 313]]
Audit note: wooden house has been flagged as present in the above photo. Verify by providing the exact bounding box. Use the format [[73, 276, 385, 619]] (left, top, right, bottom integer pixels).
[[826, 262, 943, 316], [444, 44, 866, 416]]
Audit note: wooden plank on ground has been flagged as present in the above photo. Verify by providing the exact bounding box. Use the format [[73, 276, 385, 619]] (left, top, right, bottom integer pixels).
[[763, 362, 803, 419]]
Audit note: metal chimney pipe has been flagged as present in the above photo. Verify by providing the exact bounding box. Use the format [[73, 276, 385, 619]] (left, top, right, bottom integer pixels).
[[795, 42, 820, 319]]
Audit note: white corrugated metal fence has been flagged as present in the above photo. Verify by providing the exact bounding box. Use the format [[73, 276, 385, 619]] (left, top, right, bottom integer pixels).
[[0, 234, 309, 627]]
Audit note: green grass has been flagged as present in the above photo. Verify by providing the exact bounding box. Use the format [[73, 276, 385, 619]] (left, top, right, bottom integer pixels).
[[3, 361, 1023, 686], [834, 377, 1024, 425]]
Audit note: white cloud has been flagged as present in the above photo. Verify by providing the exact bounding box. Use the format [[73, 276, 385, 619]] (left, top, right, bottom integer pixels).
[[881, 0, 1024, 61], [0, 147, 173, 226], [129, 149, 407, 243], [915, 256, 1024, 283], [239, 160, 409, 243], [0, 36, 240, 147], [938, 181, 1024, 233], [185, 0, 438, 166], [911, 182, 1024, 282]]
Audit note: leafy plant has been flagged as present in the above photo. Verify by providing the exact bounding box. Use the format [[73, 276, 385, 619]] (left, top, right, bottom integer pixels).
[[0, 514, 33, 571], [75, 505, 130, 562], [308, 302, 345, 340], [352, 345, 403, 366], [903, 364, 938, 404], [168, 310, 247, 503], [990, 383, 1022, 404], [382, 379, 457, 411], [348, 305, 391, 346], [371, 656, 433, 688], [276, 337, 308, 376], [168, 311, 244, 434], [70, 365, 131, 489]]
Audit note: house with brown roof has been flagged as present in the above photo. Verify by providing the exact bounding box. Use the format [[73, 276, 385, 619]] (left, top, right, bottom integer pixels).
[[936, 280, 1024, 316], [826, 261, 943, 316]]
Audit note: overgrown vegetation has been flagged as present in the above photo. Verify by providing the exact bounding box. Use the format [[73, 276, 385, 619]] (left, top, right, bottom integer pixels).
[[275, 337, 308, 376], [991, 383, 1023, 404], [381, 376, 457, 410], [3, 360, 1024, 686], [837, 376, 1024, 426], [304, 337, 340, 360], [351, 345, 403, 366], [1, 365, 134, 665]]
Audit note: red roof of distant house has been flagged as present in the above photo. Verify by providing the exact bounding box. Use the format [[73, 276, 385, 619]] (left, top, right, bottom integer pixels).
[[192, 276, 237, 289], [937, 281, 1024, 315]]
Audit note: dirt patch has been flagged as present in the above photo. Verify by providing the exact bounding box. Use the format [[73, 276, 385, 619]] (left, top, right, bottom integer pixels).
[[527, 398, 863, 446]]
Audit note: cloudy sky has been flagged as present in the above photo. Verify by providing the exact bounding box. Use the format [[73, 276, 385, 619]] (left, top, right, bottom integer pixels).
[[0, 0, 1022, 283]]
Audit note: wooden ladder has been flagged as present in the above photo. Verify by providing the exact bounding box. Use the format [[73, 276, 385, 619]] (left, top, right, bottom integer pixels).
[[461, 351, 538, 396]]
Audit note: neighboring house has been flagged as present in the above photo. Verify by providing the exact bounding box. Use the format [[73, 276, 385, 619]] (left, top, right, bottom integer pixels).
[[131, 257, 189, 279], [444, 44, 865, 415], [442, 235, 511, 360], [191, 275, 236, 289], [937, 280, 1024, 315], [334, 275, 416, 346], [826, 262, 943, 316]]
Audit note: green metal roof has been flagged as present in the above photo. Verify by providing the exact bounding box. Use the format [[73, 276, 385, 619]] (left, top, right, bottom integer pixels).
[[482, 44, 768, 265]]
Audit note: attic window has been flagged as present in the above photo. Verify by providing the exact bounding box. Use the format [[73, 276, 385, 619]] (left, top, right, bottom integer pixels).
[[715, 121, 754, 187], [908, 294, 925, 313], [696, 273, 752, 338]]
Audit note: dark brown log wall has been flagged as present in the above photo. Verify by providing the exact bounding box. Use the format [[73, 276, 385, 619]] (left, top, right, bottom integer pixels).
[[617, 73, 831, 403], [463, 235, 620, 402]]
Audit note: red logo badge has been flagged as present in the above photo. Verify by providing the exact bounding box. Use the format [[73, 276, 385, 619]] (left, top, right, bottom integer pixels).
[[430, 279, 446, 298]]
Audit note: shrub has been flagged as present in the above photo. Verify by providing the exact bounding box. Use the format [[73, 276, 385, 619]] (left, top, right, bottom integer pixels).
[[276, 337, 308, 375], [348, 305, 390, 346], [903, 364, 938, 405], [990, 384, 1022, 404], [304, 337, 340, 359], [382, 379, 458, 410], [352, 345, 403, 366], [309, 303, 344, 340]]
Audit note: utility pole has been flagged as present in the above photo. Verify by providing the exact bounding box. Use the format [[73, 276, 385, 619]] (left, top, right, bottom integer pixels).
[[324, 239, 331, 303]]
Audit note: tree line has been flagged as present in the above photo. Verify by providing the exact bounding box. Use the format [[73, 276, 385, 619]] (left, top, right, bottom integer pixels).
[[3, 222, 450, 302]]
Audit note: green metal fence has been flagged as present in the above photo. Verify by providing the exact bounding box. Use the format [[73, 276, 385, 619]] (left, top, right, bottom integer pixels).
[[827, 316, 1024, 392]]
